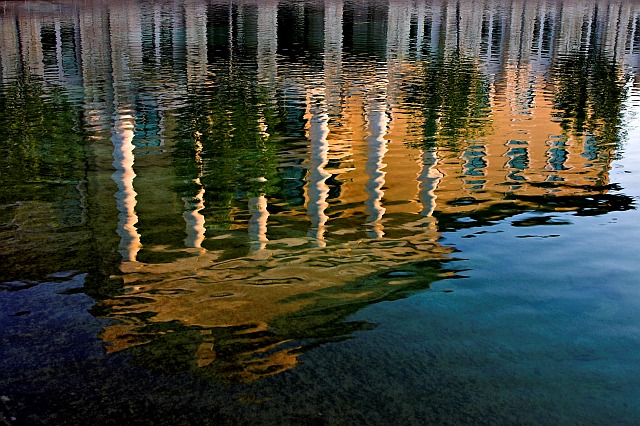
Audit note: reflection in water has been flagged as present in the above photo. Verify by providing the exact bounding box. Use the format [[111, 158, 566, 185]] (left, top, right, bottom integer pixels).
[[183, 179, 206, 250], [107, 242, 457, 382], [417, 52, 491, 147], [180, 124, 207, 249], [248, 194, 269, 250], [111, 113, 141, 262], [305, 90, 330, 246], [364, 86, 390, 239], [418, 149, 442, 218], [554, 49, 628, 152], [0, 0, 638, 391]]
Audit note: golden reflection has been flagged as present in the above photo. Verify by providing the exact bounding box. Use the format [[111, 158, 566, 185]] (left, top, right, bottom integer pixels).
[[104, 236, 455, 382]]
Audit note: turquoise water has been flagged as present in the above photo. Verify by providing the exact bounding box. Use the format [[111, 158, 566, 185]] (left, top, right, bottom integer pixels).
[[1, 0, 640, 424]]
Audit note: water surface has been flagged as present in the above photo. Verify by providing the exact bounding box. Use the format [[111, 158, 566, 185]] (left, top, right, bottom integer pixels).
[[1, 0, 640, 424]]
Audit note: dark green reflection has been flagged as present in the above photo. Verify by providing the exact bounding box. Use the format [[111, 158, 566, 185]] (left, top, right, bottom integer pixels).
[[173, 68, 285, 243], [0, 77, 85, 200], [0, 77, 92, 281], [553, 50, 629, 154], [415, 52, 490, 148]]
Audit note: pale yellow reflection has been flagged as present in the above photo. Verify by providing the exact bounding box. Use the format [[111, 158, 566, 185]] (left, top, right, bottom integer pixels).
[[111, 114, 141, 262], [183, 181, 206, 250], [109, 1, 142, 262], [418, 149, 442, 218], [184, 134, 206, 250], [305, 90, 331, 247], [364, 94, 389, 239]]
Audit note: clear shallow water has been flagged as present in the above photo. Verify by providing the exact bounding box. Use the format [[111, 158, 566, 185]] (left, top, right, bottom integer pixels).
[[1, 0, 640, 424]]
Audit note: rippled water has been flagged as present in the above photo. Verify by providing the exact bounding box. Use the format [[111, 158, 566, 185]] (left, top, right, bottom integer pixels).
[[1, 0, 640, 424]]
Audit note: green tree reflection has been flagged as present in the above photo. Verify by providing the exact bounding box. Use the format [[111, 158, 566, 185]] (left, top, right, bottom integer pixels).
[[415, 52, 490, 149], [0, 77, 86, 201], [552, 48, 629, 153], [173, 65, 286, 237], [0, 76, 92, 282]]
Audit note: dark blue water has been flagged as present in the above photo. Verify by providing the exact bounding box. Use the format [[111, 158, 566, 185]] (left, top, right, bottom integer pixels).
[[1, 0, 639, 424]]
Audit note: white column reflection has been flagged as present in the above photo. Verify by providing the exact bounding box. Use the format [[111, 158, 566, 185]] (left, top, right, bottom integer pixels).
[[111, 114, 141, 262], [430, 3, 443, 56], [324, 0, 343, 116], [248, 195, 269, 251], [417, 149, 442, 218], [257, 0, 278, 96], [19, 17, 44, 78], [247, 0, 280, 251], [364, 86, 389, 239], [185, 2, 208, 86], [183, 135, 206, 250], [387, 1, 411, 107], [443, 1, 460, 53], [183, 184, 206, 249], [153, 4, 162, 66], [257, 0, 279, 138], [415, 1, 426, 60], [387, 1, 412, 60], [183, 3, 208, 249], [306, 91, 331, 247], [54, 18, 64, 81], [110, 3, 142, 262]]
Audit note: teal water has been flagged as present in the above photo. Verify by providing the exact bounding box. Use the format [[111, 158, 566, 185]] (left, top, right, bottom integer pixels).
[[1, 0, 640, 424]]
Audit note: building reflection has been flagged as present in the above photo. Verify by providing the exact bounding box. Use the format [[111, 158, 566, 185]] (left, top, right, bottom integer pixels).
[[0, 0, 638, 381]]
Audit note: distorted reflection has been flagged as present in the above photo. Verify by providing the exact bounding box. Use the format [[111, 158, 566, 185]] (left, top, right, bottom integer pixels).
[[305, 90, 330, 246], [111, 113, 141, 262], [364, 85, 389, 239], [0, 0, 637, 383]]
